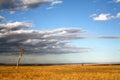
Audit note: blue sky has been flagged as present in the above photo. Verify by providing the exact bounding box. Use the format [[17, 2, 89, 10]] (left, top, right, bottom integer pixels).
[[0, 0, 120, 64]]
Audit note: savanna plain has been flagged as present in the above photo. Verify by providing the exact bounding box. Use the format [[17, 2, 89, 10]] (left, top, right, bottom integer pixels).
[[0, 65, 120, 80]]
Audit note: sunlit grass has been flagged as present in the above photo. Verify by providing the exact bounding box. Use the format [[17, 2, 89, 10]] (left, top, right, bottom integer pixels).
[[0, 65, 120, 80]]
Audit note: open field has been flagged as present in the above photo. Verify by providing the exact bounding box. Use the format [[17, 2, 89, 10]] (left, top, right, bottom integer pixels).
[[0, 65, 120, 80]]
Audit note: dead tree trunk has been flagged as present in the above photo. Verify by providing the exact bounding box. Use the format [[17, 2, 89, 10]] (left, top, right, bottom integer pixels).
[[16, 48, 24, 68]]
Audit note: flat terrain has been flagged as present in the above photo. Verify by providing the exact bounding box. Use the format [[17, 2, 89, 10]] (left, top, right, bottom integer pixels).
[[0, 65, 120, 80]]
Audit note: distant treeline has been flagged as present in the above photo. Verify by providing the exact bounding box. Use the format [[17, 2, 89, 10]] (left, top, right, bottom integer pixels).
[[0, 63, 120, 66]]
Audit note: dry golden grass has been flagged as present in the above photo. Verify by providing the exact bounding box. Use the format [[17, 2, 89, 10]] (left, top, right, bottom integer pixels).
[[0, 65, 120, 80]]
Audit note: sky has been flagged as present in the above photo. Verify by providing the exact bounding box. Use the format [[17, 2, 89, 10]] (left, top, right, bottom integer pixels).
[[0, 0, 120, 64]]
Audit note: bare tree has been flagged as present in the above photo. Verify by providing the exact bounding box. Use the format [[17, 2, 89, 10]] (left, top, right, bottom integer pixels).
[[16, 48, 24, 68]]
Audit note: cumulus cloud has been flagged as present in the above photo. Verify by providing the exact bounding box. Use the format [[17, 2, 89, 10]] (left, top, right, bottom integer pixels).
[[0, 21, 91, 55], [0, 22, 32, 32], [0, 16, 4, 21], [0, 0, 63, 11], [91, 12, 120, 21], [116, 12, 120, 18], [0, 21, 120, 55], [114, 0, 120, 3], [91, 13, 113, 21]]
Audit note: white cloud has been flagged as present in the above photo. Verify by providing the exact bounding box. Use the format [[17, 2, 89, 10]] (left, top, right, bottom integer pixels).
[[50, 0, 63, 6], [46, 6, 53, 10], [92, 13, 113, 21], [114, 0, 120, 3], [116, 12, 120, 18], [98, 36, 120, 39], [0, 21, 90, 55], [0, 0, 63, 11], [20, 0, 52, 9], [90, 14, 97, 17], [0, 16, 4, 21], [0, 22, 32, 32], [21, 0, 49, 5], [91, 12, 120, 21], [9, 11, 15, 14], [1, 21, 120, 55]]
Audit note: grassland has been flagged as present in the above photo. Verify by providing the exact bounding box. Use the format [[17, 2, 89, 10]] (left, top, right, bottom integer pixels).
[[0, 65, 120, 80]]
